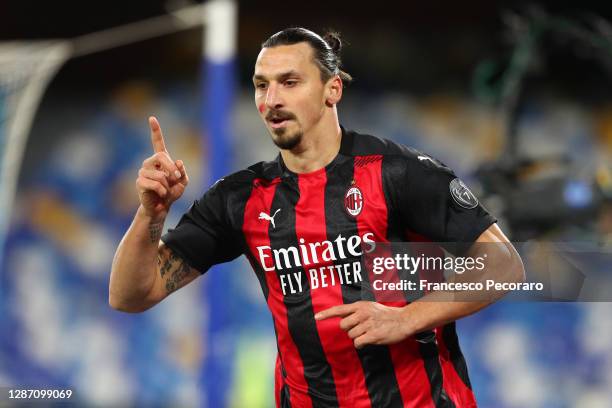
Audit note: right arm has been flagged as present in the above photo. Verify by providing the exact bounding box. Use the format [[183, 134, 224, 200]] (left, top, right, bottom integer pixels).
[[109, 117, 198, 313], [109, 207, 200, 312]]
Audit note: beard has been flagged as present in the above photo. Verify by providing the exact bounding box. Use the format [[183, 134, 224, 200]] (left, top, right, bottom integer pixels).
[[271, 127, 303, 150], [266, 109, 302, 150]]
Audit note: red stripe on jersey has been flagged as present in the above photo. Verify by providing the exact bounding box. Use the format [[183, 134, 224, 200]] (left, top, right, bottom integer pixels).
[[295, 172, 372, 408], [243, 178, 312, 408], [353, 155, 436, 408], [436, 329, 478, 407], [407, 229, 477, 406]]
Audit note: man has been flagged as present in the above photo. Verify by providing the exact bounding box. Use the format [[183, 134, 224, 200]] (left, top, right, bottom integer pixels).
[[110, 28, 524, 407]]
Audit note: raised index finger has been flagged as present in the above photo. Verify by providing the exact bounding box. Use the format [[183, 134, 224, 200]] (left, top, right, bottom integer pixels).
[[149, 116, 167, 153]]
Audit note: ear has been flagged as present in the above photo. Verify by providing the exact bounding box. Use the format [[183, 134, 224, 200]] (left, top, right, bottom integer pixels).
[[325, 75, 343, 107]]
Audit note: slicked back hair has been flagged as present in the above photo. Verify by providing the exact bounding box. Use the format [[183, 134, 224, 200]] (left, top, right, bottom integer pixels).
[[261, 27, 353, 85]]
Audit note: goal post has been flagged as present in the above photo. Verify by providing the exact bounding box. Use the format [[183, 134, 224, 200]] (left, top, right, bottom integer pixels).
[[0, 40, 71, 273], [200, 1, 240, 407], [0, 1, 239, 405]]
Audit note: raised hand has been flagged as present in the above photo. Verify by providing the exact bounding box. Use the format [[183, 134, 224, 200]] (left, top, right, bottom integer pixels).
[[136, 116, 189, 220]]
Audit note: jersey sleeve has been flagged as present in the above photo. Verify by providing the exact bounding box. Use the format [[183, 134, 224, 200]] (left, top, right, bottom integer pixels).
[[161, 180, 243, 274], [388, 154, 496, 255]]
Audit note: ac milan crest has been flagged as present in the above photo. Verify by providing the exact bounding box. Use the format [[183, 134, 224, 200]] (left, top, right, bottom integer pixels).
[[345, 186, 364, 216]]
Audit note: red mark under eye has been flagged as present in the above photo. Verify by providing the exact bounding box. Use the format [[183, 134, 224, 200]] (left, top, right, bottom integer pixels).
[[258, 104, 265, 114]]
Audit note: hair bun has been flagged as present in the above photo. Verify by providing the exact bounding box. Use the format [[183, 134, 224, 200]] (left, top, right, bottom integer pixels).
[[323, 31, 343, 55]]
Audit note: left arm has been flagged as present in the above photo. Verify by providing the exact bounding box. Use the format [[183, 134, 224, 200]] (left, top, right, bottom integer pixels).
[[315, 223, 525, 348]]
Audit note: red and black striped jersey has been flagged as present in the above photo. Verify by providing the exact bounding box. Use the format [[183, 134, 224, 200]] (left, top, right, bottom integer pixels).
[[162, 127, 496, 408]]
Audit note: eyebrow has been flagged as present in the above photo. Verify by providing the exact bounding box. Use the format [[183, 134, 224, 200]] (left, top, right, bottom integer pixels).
[[252, 70, 301, 83]]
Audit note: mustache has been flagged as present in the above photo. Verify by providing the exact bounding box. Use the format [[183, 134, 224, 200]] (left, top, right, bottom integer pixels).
[[265, 110, 296, 121]]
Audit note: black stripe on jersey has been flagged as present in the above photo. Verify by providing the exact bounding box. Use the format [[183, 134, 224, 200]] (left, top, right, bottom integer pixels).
[[380, 156, 405, 242], [280, 383, 291, 408], [443, 322, 473, 389], [269, 179, 340, 407], [415, 331, 457, 408], [380, 157, 423, 302], [381, 155, 455, 407], [324, 156, 404, 408]]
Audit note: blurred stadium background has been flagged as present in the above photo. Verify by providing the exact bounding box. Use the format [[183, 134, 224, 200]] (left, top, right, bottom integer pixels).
[[1, 0, 611, 406]]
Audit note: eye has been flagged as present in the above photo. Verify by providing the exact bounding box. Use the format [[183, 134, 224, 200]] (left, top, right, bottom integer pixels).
[[284, 79, 298, 87], [255, 82, 267, 90]]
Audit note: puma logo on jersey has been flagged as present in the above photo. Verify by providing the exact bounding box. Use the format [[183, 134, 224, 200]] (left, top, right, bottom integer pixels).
[[259, 209, 281, 229]]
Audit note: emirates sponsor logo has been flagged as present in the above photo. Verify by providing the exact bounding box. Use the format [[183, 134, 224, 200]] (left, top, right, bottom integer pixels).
[[344, 186, 363, 217], [256, 232, 375, 272]]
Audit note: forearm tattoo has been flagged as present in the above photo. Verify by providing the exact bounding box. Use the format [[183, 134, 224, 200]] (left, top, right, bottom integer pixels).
[[148, 222, 163, 243], [158, 248, 193, 294]]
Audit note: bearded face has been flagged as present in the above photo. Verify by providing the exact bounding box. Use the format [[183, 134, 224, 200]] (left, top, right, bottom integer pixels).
[[253, 43, 328, 151]]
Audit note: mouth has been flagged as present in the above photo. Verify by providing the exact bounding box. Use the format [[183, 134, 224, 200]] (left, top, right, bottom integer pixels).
[[268, 117, 292, 129]]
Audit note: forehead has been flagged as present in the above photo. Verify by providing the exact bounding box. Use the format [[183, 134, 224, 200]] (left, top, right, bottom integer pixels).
[[254, 43, 317, 78]]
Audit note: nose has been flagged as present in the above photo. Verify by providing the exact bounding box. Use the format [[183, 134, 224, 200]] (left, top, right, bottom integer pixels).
[[265, 83, 284, 110]]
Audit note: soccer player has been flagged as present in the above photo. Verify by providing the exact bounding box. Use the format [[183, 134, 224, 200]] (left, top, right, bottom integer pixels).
[[110, 28, 524, 407]]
